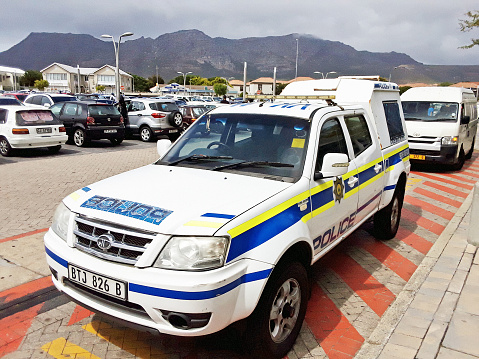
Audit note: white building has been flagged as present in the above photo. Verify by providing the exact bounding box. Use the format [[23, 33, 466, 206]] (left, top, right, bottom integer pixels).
[[41, 63, 133, 94], [0, 65, 25, 91]]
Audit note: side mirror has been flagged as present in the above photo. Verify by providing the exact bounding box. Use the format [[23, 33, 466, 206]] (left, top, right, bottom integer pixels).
[[461, 115, 470, 125], [43, 103, 51, 108], [157, 139, 172, 157], [314, 153, 349, 180]]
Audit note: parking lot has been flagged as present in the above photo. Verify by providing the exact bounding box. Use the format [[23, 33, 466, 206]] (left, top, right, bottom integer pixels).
[[0, 138, 478, 358]]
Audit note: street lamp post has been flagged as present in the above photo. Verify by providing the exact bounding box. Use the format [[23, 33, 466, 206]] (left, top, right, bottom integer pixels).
[[314, 71, 324, 79], [325, 71, 337, 79], [177, 71, 192, 96], [295, 38, 299, 79], [101, 32, 134, 100]]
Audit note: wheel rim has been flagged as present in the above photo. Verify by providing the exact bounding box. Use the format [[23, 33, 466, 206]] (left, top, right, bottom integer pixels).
[[174, 114, 182, 126], [0, 139, 8, 155], [390, 196, 400, 230], [74, 130, 84, 146], [269, 278, 301, 343], [140, 128, 150, 141]]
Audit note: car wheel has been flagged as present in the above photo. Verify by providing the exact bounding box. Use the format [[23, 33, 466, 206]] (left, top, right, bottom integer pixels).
[[245, 261, 308, 359], [110, 138, 123, 146], [168, 132, 181, 142], [0, 138, 12, 157], [140, 126, 153, 142], [465, 137, 475, 160], [47, 145, 61, 154], [73, 128, 86, 147], [168, 111, 183, 128], [452, 148, 465, 170], [374, 185, 404, 240]]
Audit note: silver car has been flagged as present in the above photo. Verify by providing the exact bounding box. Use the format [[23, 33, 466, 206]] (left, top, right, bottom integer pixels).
[[126, 98, 183, 142]]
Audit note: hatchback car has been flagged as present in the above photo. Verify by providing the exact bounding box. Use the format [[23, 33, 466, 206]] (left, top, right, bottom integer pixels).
[[2, 93, 28, 102], [0, 105, 67, 156], [0, 97, 23, 106], [127, 98, 183, 141], [50, 101, 125, 147], [24, 93, 77, 108], [178, 104, 208, 130]]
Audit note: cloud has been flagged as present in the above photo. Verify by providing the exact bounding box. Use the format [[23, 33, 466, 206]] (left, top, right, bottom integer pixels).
[[1, 0, 478, 65]]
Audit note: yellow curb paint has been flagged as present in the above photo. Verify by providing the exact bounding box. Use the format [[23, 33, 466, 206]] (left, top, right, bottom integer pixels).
[[41, 337, 101, 359]]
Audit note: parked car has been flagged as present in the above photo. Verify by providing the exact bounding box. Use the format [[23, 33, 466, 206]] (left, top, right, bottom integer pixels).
[[0, 97, 23, 106], [2, 92, 28, 102], [178, 104, 208, 130], [50, 101, 125, 147], [126, 98, 183, 142], [0, 105, 67, 156], [24, 93, 77, 108]]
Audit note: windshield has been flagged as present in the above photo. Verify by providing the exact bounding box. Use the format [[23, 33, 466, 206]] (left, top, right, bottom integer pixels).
[[88, 105, 120, 116], [402, 101, 459, 122], [158, 113, 310, 181], [15, 110, 61, 126]]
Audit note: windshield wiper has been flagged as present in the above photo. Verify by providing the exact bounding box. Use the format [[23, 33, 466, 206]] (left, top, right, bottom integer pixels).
[[212, 160, 294, 171], [165, 154, 233, 166]]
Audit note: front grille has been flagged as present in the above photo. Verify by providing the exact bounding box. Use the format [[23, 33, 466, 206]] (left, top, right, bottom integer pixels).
[[74, 215, 156, 265], [410, 149, 440, 156]]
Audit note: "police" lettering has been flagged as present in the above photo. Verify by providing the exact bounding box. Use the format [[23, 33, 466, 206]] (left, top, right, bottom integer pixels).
[[313, 212, 356, 250]]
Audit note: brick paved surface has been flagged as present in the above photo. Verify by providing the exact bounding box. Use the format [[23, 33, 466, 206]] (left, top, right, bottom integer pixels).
[[0, 141, 478, 358]]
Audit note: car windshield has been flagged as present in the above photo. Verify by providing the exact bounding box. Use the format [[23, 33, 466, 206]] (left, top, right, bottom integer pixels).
[[52, 96, 77, 104], [158, 113, 310, 182], [88, 105, 120, 116], [402, 101, 459, 122], [15, 110, 62, 125], [191, 107, 207, 117], [150, 102, 178, 112]]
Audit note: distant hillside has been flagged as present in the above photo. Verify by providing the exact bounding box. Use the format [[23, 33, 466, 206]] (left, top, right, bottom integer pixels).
[[1, 30, 478, 84]]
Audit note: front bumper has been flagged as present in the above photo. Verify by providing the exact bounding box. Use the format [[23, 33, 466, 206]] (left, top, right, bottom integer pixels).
[[44, 229, 271, 336], [409, 144, 458, 164]]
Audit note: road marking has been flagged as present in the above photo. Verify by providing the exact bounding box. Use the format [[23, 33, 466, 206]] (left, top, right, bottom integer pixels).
[[412, 172, 473, 190], [67, 305, 93, 326], [41, 337, 101, 359], [0, 228, 48, 244], [395, 227, 433, 255], [422, 181, 469, 199], [401, 208, 446, 235], [405, 195, 455, 220], [414, 186, 464, 207]]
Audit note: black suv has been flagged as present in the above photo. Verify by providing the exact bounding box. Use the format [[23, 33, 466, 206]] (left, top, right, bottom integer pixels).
[[50, 101, 125, 146]]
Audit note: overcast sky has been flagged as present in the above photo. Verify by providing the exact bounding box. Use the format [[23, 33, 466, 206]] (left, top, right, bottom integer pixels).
[[1, 0, 479, 66]]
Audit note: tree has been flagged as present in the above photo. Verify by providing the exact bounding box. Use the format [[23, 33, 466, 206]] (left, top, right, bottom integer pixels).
[[275, 83, 288, 94], [459, 11, 479, 48], [399, 86, 411, 95], [96, 85, 106, 93], [213, 83, 227, 96], [19, 70, 42, 87], [34, 79, 49, 91]]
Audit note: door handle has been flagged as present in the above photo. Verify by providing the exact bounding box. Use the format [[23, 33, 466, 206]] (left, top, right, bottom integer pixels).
[[374, 163, 382, 173], [348, 176, 358, 187]]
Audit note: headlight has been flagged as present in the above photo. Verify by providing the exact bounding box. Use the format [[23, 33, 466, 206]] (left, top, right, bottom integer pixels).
[[154, 236, 230, 271], [441, 136, 458, 146], [51, 202, 71, 241]]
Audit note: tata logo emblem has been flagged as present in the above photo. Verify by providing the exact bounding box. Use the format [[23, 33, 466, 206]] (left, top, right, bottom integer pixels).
[[97, 233, 114, 251]]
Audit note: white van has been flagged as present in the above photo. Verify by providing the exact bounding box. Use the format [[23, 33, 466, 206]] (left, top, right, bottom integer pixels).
[[44, 78, 409, 358], [401, 87, 478, 169]]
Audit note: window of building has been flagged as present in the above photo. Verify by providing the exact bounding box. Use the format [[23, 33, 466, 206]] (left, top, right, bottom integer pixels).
[[45, 73, 67, 81]]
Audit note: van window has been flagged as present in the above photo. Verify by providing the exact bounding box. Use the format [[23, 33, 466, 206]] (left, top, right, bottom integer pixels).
[[344, 115, 372, 156], [315, 118, 348, 171], [383, 101, 406, 145]]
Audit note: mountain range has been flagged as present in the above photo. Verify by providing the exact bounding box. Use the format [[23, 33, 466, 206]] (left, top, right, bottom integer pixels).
[[1, 30, 479, 84]]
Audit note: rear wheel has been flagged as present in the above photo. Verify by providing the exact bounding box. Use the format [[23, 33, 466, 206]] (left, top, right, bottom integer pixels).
[[374, 185, 404, 240], [140, 126, 153, 142], [110, 138, 123, 146], [465, 137, 475, 160], [47, 145, 61, 154], [245, 262, 308, 359], [0, 138, 12, 157], [73, 128, 86, 147]]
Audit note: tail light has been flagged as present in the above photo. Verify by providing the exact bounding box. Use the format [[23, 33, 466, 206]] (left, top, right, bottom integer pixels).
[[12, 128, 29, 134], [191, 118, 197, 122], [120, 116, 124, 124], [59, 126, 66, 132], [87, 116, 95, 124], [151, 113, 166, 119]]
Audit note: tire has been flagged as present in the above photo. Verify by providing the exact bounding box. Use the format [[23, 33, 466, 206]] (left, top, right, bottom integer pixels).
[[47, 145, 61, 154], [168, 132, 181, 142], [452, 148, 465, 170], [168, 111, 183, 128], [374, 185, 404, 240], [139, 126, 153, 142], [245, 262, 308, 359], [465, 137, 475, 160], [110, 138, 123, 146], [73, 128, 86, 147], [0, 137, 12, 157]]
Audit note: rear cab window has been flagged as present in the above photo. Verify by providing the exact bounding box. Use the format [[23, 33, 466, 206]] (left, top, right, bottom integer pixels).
[[383, 101, 406, 145]]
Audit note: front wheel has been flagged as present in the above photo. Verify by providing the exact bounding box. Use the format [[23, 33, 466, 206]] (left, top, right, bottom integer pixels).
[[465, 137, 475, 160], [245, 262, 308, 359], [139, 126, 153, 142], [374, 186, 404, 240]]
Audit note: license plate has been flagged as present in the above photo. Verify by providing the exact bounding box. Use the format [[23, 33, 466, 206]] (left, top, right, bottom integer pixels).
[[36, 127, 52, 134], [410, 154, 425, 160], [68, 264, 127, 300], [104, 129, 117, 133], [169, 129, 179, 133]]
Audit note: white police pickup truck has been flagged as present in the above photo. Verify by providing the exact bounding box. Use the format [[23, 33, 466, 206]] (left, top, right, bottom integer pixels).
[[44, 77, 410, 358]]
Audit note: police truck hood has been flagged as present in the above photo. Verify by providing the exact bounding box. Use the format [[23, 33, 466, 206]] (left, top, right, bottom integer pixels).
[[63, 164, 291, 235]]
